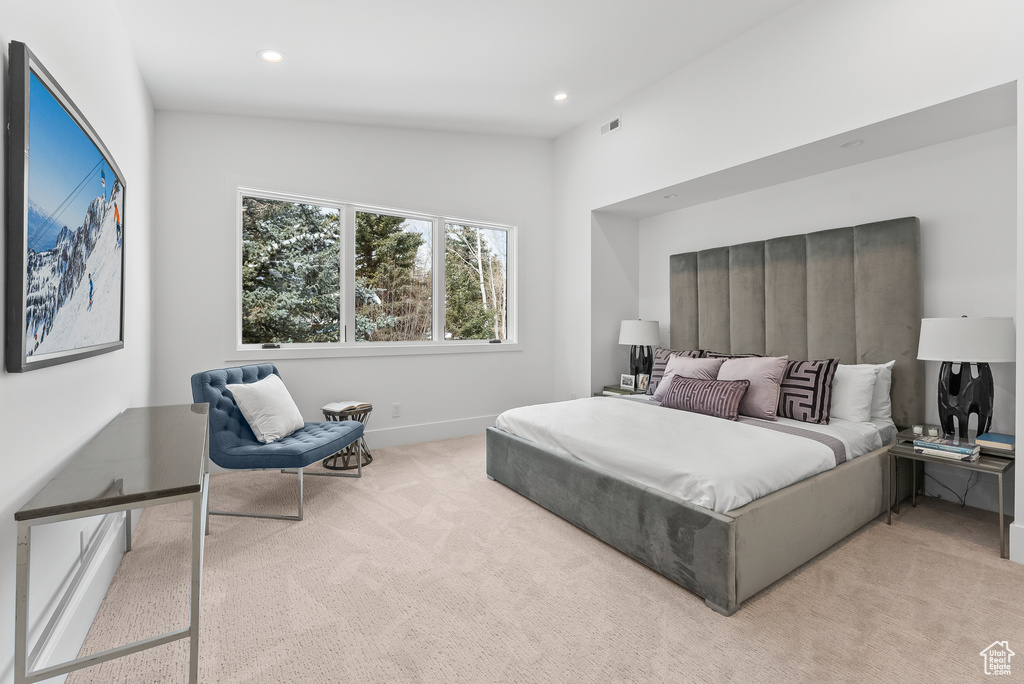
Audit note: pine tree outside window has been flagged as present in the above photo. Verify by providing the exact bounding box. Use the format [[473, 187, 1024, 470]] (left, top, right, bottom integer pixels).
[[241, 196, 341, 344], [236, 189, 515, 353], [444, 223, 507, 341], [355, 211, 432, 342]]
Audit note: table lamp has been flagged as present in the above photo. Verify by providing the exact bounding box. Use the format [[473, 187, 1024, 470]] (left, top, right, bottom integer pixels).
[[618, 320, 661, 377], [917, 316, 1015, 437]]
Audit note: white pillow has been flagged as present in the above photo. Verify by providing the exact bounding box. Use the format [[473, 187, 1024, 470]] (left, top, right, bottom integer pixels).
[[830, 364, 881, 423], [227, 374, 305, 443], [871, 360, 896, 421]]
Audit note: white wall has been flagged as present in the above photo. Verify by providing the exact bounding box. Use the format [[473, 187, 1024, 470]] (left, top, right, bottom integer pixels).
[[553, 0, 1024, 555], [553, 0, 1023, 400], [0, 2, 155, 681], [638, 126, 1016, 511], [591, 211, 640, 390], [151, 112, 554, 444]]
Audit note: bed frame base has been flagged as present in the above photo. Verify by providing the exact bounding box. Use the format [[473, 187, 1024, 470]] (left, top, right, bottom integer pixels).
[[704, 599, 735, 617], [486, 427, 910, 615]]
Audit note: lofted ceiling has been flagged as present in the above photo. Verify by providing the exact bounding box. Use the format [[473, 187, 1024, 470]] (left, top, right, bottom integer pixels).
[[598, 83, 1018, 218], [113, 0, 803, 138]]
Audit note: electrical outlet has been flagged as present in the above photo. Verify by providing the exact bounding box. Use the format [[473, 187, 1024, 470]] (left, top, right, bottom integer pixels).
[[392, 403, 401, 418]]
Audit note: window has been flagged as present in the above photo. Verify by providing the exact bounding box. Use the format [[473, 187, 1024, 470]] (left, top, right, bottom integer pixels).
[[444, 223, 508, 340], [241, 196, 341, 344], [355, 211, 432, 342], [237, 189, 515, 353]]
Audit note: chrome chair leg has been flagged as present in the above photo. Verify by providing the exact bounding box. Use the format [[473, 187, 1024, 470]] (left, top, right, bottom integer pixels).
[[208, 468, 305, 522]]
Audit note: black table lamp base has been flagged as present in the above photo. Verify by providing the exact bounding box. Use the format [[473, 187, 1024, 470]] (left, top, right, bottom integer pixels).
[[629, 345, 653, 377], [938, 361, 994, 437]]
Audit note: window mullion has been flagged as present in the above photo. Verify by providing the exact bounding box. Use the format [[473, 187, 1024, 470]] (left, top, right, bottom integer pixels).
[[342, 204, 356, 344], [433, 217, 445, 341]]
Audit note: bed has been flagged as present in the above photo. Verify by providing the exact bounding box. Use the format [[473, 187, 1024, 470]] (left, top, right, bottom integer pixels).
[[486, 217, 924, 615]]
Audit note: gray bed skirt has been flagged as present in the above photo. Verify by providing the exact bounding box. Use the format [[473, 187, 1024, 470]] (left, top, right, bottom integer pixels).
[[486, 427, 908, 615]]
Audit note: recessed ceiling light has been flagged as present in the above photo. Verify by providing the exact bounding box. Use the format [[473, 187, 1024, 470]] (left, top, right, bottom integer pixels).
[[554, 92, 569, 102], [663, 193, 677, 199], [839, 139, 864, 148], [258, 49, 285, 63]]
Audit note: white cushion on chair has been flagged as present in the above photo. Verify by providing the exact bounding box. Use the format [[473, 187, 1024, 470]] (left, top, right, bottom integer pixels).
[[227, 374, 305, 443]]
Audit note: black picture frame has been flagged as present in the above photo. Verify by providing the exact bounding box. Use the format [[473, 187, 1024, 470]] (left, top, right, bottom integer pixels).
[[6, 41, 125, 372]]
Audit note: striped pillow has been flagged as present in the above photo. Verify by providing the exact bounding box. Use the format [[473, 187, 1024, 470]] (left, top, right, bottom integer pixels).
[[652, 356, 726, 403], [648, 347, 704, 395], [777, 359, 840, 424], [704, 351, 766, 359], [661, 376, 750, 421]]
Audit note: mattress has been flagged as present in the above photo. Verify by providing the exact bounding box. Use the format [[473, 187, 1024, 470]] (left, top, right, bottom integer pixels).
[[494, 396, 892, 513]]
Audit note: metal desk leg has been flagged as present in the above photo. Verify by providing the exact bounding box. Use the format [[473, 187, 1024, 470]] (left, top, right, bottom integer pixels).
[[998, 471, 1005, 559], [189, 472, 208, 683], [911, 461, 917, 507], [125, 509, 132, 552], [894, 455, 900, 515], [14, 521, 30, 684], [886, 452, 892, 525]]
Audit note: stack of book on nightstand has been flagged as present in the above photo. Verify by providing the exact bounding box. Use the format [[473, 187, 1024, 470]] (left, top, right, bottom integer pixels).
[[976, 432, 1015, 457], [913, 435, 981, 462]]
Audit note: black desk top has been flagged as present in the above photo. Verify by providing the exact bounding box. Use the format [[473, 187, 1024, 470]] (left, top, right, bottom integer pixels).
[[16, 405, 209, 522]]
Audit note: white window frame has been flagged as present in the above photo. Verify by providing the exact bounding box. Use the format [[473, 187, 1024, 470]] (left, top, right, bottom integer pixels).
[[439, 217, 517, 345], [229, 187, 519, 361]]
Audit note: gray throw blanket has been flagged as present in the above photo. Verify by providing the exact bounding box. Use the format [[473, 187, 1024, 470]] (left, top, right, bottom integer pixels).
[[738, 417, 848, 465]]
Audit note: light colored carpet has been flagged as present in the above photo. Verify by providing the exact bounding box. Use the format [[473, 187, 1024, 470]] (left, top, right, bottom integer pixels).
[[68, 434, 1024, 683]]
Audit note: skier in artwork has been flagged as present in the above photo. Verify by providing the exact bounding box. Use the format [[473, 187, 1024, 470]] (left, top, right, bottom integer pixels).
[[88, 273, 94, 311]]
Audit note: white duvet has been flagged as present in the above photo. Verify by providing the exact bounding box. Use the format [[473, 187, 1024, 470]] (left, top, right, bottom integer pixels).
[[494, 396, 890, 514]]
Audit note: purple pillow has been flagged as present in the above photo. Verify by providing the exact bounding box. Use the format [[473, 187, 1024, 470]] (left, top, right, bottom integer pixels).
[[652, 356, 726, 403], [717, 356, 789, 421], [661, 376, 750, 421], [648, 346, 704, 395], [777, 359, 840, 424]]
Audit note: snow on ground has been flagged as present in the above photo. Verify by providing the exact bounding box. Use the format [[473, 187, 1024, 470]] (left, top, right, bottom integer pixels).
[[34, 198, 122, 355]]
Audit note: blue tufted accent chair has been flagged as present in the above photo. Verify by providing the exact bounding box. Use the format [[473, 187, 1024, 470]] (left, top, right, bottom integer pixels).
[[191, 363, 364, 526]]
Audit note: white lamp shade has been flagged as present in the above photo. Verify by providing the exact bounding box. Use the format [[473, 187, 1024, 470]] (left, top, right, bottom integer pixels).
[[619, 320, 661, 347], [917, 317, 1016, 363]]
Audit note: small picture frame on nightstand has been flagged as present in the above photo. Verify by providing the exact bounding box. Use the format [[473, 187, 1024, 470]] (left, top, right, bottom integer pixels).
[[620, 374, 636, 390], [637, 374, 650, 391]]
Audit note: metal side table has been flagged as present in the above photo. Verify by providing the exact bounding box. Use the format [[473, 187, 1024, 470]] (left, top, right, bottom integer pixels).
[[14, 405, 209, 684], [293, 402, 373, 479], [886, 433, 1014, 558]]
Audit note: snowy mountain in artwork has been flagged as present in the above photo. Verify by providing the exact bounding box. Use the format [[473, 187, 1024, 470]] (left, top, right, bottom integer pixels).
[[25, 182, 122, 356]]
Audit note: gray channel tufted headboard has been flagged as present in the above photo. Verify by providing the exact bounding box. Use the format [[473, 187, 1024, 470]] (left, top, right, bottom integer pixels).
[[669, 216, 924, 428]]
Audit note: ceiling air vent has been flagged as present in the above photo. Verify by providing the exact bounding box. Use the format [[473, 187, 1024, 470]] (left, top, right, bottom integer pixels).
[[600, 116, 622, 136]]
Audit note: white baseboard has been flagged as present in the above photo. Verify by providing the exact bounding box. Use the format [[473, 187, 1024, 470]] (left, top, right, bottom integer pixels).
[[364, 414, 498, 449], [29, 512, 128, 682], [1010, 523, 1024, 564]]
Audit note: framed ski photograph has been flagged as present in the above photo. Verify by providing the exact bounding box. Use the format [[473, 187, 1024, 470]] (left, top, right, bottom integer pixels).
[[6, 41, 125, 372]]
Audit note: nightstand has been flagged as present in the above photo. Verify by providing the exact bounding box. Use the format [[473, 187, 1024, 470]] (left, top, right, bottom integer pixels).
[[594, 384, 649, 398], [886, 427, 1014, 558]]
